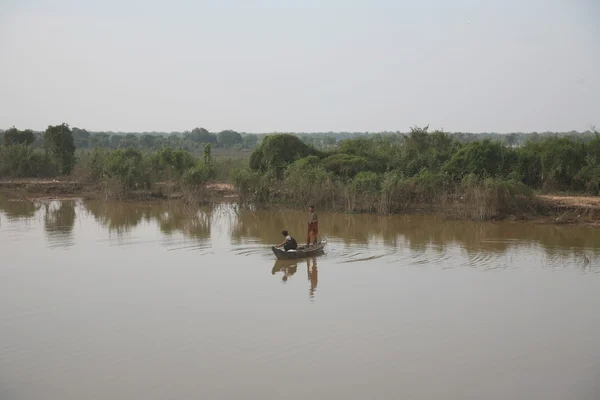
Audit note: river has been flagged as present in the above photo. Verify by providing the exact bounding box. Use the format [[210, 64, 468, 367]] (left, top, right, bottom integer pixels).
[[1, 199, 599, 400]]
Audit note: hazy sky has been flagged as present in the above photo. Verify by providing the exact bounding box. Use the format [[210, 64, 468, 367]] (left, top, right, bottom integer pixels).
[[1, 0, 598, 133]]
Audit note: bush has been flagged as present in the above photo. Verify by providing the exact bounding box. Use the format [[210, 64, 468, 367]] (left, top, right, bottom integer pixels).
[[0, 145, 59, 177], [249, 134, 322, 174], [443, 139, 513, 179], [149, 148, 197, 178], [103, 148, 151, 190], [322, 153, 370, 178], [181, 162, 215, 188], [352, 171, 381, 193], [282, 157, 334, 207], [231, 167, 277, 203]]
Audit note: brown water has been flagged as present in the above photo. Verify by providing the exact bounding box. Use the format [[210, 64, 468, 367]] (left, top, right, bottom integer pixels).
[[1, 198, 600, 400]]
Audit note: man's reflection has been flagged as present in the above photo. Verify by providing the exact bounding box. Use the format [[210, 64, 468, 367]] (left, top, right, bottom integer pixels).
[[307, 257, 318, 299], [272, 260, 298, 283]]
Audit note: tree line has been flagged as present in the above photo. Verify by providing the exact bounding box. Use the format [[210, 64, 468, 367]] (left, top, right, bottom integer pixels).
[[1, 123, 599, 218], [2, 125, 598, 154]]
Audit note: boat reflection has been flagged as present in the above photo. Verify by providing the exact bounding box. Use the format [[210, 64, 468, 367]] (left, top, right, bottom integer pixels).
[[271, 257, 319, 299]]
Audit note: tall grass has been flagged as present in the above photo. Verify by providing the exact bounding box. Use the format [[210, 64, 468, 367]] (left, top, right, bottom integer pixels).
[[232, 165, 537, 220]]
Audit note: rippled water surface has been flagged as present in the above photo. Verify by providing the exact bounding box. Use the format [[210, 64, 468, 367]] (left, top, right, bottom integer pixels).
[[1, 198, 600, 400]]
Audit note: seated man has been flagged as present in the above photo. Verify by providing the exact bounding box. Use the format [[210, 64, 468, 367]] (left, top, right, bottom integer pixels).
[[276, 230, 298, 252]]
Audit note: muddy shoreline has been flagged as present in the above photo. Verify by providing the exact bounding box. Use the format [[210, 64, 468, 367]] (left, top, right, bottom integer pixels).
[[0, 179, 237, 202], [1, 179, 599, 225]]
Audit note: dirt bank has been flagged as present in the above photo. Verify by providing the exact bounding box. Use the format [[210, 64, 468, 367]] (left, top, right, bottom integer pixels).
[[0, 179, 237, 202], [537, 195, 600, 210]]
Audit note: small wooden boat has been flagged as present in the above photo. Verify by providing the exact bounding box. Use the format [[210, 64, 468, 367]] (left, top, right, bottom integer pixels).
[[271, 240, 327, 260]]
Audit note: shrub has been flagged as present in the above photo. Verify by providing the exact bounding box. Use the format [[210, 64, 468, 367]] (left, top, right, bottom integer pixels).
[[352, 171, 381, 193], [249, 134, 322, 174], [443, 139, 512, 179], [149, 147, 197, 178], [322, 153, 370, 178], [181, 162, 215, 187], [103, 148, 151, 190], [282, 157, 334, 207], [0, 145, 59, 177]]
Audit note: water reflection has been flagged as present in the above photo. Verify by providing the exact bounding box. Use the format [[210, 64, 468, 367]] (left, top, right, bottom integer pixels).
[[229, 208, 600, 267], [271, 258, 319, 298], [83, 201, 152, 235], [307, 257, 318, 299], [81, 200, 212, 241], [43, 201, 76, 248], [0, 199, 598, 271], [272, 259, 298, 283], [0, 197, 41, 221]]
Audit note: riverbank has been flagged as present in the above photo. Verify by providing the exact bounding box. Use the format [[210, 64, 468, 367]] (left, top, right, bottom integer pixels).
[[0, 179, 237, 202], [1, 179, 599, 224]]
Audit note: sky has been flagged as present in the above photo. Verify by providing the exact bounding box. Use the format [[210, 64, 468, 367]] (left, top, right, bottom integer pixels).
[[0, 0, 598, 133]]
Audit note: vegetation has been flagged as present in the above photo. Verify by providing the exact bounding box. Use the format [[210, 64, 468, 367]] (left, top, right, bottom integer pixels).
[[231, 126, 600, 219], [3, 125, 599, 154], [44, 123, 76, 175], [1, 122, 599, 219]]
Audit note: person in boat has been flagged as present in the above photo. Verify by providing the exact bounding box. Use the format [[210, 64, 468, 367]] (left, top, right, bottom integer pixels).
[[307, 205, 318, 246], [276, 230, 298, 252]]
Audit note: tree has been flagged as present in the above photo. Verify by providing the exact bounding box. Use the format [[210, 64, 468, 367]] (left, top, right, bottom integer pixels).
[[122, 134, 139, 148], [110, 135, 124, 148], [44, 123, 76, 174], [242, 134, 258, 149], [203, 143, 212, 165], [72, 127, 90, 149], [217, 130, 242, 147], [91, 133, 110, 148], [140, 134, 158, 149], [21, 130, 35, 146], [249, 134, 321, 174], [187, 127, 217, 143], [3, 127, 35, 146], [323, 137, 336, 148], [505, 133, 518, 147]]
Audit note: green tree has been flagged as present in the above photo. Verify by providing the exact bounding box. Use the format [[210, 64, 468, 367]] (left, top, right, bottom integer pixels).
[[242, 134, 258, 149], [217, 130, 243, 147], [3, 127, 35, 146], [249, 134, 321, 174], [110, 134, 124, 148], [44, 123, 76, 174], [140, 134, 158, 149], [122, 134, 139, 148], [323, 137, 336, 148], [203, 143, 212, 165], [91, 133, 110, 148], [72, 127, 90, 148], [187, 127, 217, 143]]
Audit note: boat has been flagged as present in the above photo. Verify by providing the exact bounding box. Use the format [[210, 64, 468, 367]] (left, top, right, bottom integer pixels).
[[271, 239, 327, 260]]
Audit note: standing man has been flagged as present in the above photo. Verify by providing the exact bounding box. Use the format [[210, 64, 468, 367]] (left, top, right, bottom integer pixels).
[[307, 205, 318, 246]]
